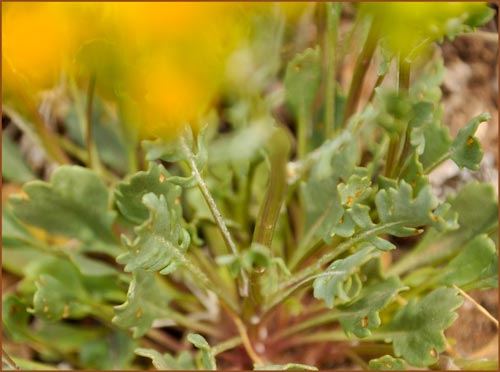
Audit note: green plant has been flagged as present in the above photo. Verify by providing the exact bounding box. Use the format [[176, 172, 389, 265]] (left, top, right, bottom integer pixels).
[[2, 2, 498, 370]]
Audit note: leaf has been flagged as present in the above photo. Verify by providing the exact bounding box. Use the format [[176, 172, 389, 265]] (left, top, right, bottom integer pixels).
[[115, 162, 175, 225], [254, 363, 318, 370], [80, 330, 137, 370], [117, 192, 190, 275], [301, 176, 342, 244], [389, 182, 498, 275], [420, 121, 452, 171], [300, 139, 360, 246], [2, 295, 31, 342], [384, 287, 463, 367], [438, 234, 497, 289], [450, 112, 490, 170], [374, 181, 453, 237], [113, 270, 172, 337], [284, 47, 321, 118], [66, 251, 119, 277], [2, 134, 36, 183], [188, 333, 216, 370], [401, 153, 427, 195], [135, 348, 196, 370], [337, 277, 407, 338], [368, 355, 406, 370], [32, 273, 93, 321], [313, 245, 379, 307], [10, 166, 116, 243]]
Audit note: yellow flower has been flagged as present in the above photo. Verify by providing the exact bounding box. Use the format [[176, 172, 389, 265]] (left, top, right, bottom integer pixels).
[[2, 3, 81, 92]]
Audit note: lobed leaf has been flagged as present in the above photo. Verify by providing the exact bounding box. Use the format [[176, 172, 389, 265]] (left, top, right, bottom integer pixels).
[[374, 181, 454, 237], [438, 234, 497, 289], [115, 162, 174, 225], [383, 287, 463, 366], [135, 348, 195, 370], [450, 112, 490, 170], [188, 333, 217, 370], [117, 192, 190, 275], [337, 276, 407, 338], [113, 270, 172, 337], [368, 355, 406, 370], [254, 363, 318, 370], [10, 166, 116, 243], [313, 245, 379, 307]]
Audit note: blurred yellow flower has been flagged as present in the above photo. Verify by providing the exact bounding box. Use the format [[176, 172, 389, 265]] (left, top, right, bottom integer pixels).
[[2, 3, 80, 92], [2, 2, 309, 140]]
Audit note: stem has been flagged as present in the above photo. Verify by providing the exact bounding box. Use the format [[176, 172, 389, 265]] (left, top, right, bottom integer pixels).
[[266, 222, 401, 316], [367, 71, 388, 104], [180, 134, 249, 297], [324, 2, 341, 136], [272, 310, 340, 341], [297, 105, 309, 159], [7, 73, 70, 165], [212, 336, 243, 356], [423, 151, 451, 174], [343, 21, 379, 127], [85, 74, 97, 169], [221, 302, 265, 367], [178, 253, 239, 314], [384, 58, 411, 178], [2, 348, 21, 370], [453, 285, 499, 328]]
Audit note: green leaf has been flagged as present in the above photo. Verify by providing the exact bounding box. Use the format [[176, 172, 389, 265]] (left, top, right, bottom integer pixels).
[[66, 251, 119, 277], [254, 363, 318, 370], [368, 355, 406, 370], [117, 192, 190, 275], [375, 181, 453, 237], [135, 348, 196, 370], [389, 182, 498, 275], [284, 47, 321, 118], [115, 162, 175, 225], [10, 166, 116, 243], [2, 134, 36, 183], [401, 153, 427, 195], [113, 270, 172, 337], [301, 176, 342, 244], [450, 112, 490, 170], [32, 273, 92, 321], [337, 277, 407, 338], [80, 330, 137, 370], [420, 121, 452, 172], [2, 295, 31, 342], [313, 245, 379, 307], [384, 287, 463, 367], [438, 234, 497, 289], [188, 333, 216, 370]]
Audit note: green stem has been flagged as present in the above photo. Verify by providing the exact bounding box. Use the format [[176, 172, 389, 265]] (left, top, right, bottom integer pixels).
[[272, 310, 340, 341], [343, 21, 380, 127], [297, 105, 309, 159], [384, 58, 411, 178], [324, 2, 341, 136], [178, 253, 239, 314], [243, 127, 290, 336], [265, 222, 402, 316], [85, 74, 97, 169], [180, 133, 249, 298], [212, 336, 243, 356], [423, 151, 451, 174]]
